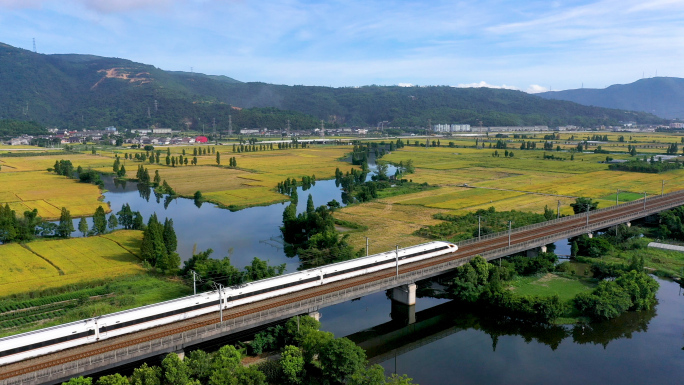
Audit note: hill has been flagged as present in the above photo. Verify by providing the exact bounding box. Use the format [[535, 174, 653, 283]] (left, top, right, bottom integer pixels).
[[537, 77, 684, 119], [0, 42, 664, 131]]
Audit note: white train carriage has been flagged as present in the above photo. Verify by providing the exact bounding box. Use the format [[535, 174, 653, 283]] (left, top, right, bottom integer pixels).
[[0, 241, 456, 366], [0, 318, 98, 366]]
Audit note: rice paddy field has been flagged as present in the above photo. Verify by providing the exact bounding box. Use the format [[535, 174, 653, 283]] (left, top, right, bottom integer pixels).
[[0, 230, 144, 297], [0, 169, 104, 219], [337, 132, 684, 250]]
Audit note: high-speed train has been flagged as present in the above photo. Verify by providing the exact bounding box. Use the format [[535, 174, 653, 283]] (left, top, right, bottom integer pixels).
[[0, 241, 456, 366]]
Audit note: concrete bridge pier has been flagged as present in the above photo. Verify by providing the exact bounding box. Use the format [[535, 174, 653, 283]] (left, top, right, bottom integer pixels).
[[174, 349, 185, 360], [390, 284, 416, 325], [308, 311, 321, 322], [526, 245, 547, 258]]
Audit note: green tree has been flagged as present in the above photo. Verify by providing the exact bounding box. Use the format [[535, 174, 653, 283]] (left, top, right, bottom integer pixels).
[[57, 207, 74, 238], [318, 338, 367, 384], [161, 353, 190, 385], [280, 346, 305, 384], [386, 374, 418, 384], [154, 170, 162, 185], [209, 345, 243, 385], [95, 374, 128, 385], [570, 197, 598, 214], [129, 363, 161, 385], [216, 151, 221, 165], [92, 206, 107, 235], [306, 194, 315, 214], [62, 377, 92, 385], [348, 364, 386, 385], [140, 214, 168, 267], [163, 218, 177, 254], [78, 217, 88, 237], [571, 241, 579, 257], [244, 257, 286, 282], [108, 214, 119, 231], [186, 350, 212, 383]]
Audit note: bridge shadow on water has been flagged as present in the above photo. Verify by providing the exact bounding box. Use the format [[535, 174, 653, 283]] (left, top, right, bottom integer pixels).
[[345, 296, 657, 365]]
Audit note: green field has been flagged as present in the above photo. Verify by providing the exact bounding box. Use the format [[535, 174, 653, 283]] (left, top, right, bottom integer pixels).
[[508, 273, 596, 302]]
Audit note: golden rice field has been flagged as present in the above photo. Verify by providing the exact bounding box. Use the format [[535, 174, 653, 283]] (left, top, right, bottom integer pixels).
[[337, 133, 684, 245], [0, 171, 104, 220], [0, 231, 144, 297], [335, 201, 447, 252], [115, 146, 356, 207]]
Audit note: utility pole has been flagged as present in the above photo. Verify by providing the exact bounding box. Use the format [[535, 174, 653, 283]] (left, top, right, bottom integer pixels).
[[478, 120, 483, 147], [32, 38, 36, 53], [662, 180, 664, 196], [508, 221, 512, 246], [213, 118, 217, 144], [228, 115, 233, 136], [644, 191, 647, 210], [586, 203, 590, 226], [286, 119, 291, 138], [320, 120, 325, 138], [557, 200, 561, 219], [426, 119, 431, 148], [395, 245, 399, 277], [154, 100, 158, 112], [616, 189, 619, 206], [366, 237, 369, 256], [191, 271, 197, 295], [478, 216, 481, 240], [217, 283, 224, 323]]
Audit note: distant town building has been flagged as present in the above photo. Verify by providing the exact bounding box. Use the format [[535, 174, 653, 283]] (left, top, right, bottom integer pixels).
[[152, 128, 172, 134], [670, 122, 684, 129], [433, 124, 471, 132], [195, 136, 208, 143], [105, 126, 117, 132], [239, 129, 260, 135]]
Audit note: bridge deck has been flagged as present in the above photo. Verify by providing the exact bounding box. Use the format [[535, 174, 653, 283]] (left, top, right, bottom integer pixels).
[[2, 189, 683, 385]]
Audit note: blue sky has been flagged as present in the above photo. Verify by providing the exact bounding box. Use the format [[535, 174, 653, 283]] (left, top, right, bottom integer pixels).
[[1, 0, 683, 92]]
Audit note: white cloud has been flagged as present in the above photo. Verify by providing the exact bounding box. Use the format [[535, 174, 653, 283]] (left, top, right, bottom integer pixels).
[[456, 81, 519, 90], [526, 85, 549, 94]]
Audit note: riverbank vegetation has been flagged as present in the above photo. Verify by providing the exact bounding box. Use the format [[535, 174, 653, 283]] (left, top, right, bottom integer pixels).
[[61, 315, 416, 385]]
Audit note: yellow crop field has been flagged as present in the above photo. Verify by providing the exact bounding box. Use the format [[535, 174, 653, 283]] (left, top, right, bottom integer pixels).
[[151, 166, 263, 195], [0, 171, 104, 220], [0, 231, 144, 296], [0, 154, 114, 172], [448, 194, 577, 216], [203, 187, 289, 208], [335, 201, 448, 253], [396, 187, 525, 210], [0, 244, 58, 283]]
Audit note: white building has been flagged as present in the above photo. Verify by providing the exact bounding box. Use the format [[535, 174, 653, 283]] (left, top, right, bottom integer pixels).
[[433, 124, 471, 132]]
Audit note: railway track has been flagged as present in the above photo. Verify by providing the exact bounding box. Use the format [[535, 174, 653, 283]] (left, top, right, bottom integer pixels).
[[2, 191, 682, 381]]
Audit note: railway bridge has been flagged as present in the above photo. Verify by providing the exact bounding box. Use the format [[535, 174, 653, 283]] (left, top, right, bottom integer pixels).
[[2, 189, 683, 385]]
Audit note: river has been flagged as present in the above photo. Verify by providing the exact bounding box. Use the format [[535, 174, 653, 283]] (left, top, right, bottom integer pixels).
[[76, 160, 682, 383]]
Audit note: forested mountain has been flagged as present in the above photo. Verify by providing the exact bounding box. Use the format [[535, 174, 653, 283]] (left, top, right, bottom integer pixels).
[[0, 42, 664, 131], [538, 77, 684, 119]]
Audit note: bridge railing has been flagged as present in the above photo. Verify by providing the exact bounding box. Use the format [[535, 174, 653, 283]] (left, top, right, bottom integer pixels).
[[454, 190, 684, 249]]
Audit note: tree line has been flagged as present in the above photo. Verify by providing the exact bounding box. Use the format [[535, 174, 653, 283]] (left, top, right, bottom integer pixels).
[[60, 315, 416, 385]]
